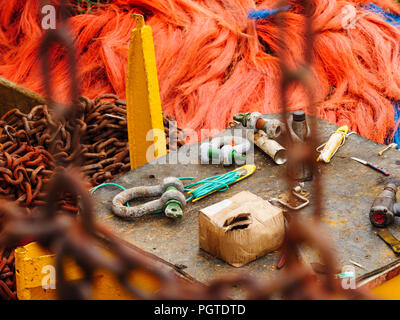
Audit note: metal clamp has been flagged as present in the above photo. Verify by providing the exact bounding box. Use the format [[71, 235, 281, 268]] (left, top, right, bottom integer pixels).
[[112, 177, 186, 219]]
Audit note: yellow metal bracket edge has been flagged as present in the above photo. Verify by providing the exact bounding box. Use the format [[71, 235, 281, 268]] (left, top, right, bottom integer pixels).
[[126, 14, 167, 170]]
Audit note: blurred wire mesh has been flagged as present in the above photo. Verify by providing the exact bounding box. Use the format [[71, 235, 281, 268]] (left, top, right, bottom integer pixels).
[[0, 0, 375, 300]]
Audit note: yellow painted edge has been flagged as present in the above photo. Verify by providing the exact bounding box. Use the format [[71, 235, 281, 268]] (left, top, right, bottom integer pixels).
[[372, 274, 400, 300], [141, 26, 167, 159], [126, 16, 167, 170], [15, 242, 161, 300]]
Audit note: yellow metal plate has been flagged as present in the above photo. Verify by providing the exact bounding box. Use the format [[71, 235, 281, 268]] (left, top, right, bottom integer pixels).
[[15, 242, 160, 300]]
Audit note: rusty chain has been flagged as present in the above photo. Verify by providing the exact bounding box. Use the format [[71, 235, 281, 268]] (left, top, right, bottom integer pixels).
[[0, 97, 185, 300], [0, 0, 375, 300], [1, 95, 185, 189]]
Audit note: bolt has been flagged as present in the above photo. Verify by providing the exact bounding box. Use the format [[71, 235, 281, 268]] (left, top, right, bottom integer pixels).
[[378, 143, 398, 156]]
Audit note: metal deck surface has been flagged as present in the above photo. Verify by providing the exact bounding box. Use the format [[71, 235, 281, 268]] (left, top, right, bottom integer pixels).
[[92, 115, 400, 288]]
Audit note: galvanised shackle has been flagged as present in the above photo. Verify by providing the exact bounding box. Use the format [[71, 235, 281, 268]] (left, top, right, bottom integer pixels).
[[112, 177, 186, 219]]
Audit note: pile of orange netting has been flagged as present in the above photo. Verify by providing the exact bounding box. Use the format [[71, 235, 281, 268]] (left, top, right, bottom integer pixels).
[[1, 0, 400, 142]]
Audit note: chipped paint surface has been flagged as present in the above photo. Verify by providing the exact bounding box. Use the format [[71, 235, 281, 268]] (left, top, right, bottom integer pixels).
[[15, 242, 161, 300]]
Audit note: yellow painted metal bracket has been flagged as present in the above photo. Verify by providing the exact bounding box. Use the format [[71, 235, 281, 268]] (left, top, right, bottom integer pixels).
[[377, 229, 400, 255], [126, 14, 167, 170], [15, 242, 160, 300]]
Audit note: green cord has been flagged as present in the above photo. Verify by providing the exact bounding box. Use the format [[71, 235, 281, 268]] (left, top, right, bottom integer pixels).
[[90, 182, 130, 207], [184, 171, 241, 202], [90, 182, 126, 195]]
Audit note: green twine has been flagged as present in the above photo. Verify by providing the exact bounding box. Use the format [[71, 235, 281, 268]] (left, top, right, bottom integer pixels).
[[184, 171, 242, 202], [90, 182, 126, 195], [90, 182, 130, 207]]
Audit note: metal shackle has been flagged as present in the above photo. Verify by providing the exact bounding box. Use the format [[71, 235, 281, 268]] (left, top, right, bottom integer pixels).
[[112, 177, 186, 219], [200, 135, 250, 166]]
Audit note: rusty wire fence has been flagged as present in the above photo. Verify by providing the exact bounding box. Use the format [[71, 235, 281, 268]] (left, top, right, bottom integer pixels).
[[0, 0, 375, 299]]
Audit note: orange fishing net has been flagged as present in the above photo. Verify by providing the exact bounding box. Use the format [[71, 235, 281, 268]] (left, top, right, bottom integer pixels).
[[1, 0, 400, 143]]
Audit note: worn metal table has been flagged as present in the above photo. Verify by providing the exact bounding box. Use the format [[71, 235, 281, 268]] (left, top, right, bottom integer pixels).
[[93, 115, 400, 290]]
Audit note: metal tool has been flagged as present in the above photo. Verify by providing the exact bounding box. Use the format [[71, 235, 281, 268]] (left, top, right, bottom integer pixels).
[[370, 184, 400, 255], [112, 177, 186, 219], [369, 183, 400, 227], [378, 143, 398, 156], [350, 157, 390, 176], [233, 112, 284, 139]]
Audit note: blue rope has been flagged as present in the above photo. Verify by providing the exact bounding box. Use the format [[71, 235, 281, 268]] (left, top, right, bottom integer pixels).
[[391, 100, 400, 147], [184, 171, 242, 202], [363, 3, 400, 27], [363, 4, 400, 147], [248, 6, 291, 20]]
